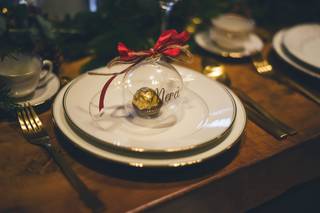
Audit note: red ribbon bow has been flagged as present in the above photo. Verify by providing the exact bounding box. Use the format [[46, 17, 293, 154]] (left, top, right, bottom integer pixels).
[[89, 30, 190, 112], [118, 29, 189, 62]]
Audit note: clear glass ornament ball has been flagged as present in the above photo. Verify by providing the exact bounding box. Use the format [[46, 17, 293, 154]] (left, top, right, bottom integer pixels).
[[122, 57, 184, 128]]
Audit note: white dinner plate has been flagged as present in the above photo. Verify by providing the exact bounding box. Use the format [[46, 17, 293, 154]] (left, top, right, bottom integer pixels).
[[194, 31, 263, 58], [63, 65, 236, 154], [17, 72, 60, 106], [283, 24, 320, 69], [273, 29, 320, 79], [53, 83, 246, 168]]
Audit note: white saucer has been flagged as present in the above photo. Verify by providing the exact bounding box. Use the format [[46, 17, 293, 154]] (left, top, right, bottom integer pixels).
[[195, 31, 263, 58], [273, 29, 320, 79], [53, 82, 246, 168], [283, 24, 320, 69], [63, 65, 236, 154], [17, 72, 60, 106]]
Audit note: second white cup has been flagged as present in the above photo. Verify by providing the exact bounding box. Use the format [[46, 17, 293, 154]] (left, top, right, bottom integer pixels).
[[210, 13, 255, 50]]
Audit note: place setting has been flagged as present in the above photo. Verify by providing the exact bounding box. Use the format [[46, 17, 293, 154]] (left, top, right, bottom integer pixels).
[[52, 30, 247, 168], [13, 29, 248, 212], [192, 13, 300, 140], [2, 1, 320, 212]]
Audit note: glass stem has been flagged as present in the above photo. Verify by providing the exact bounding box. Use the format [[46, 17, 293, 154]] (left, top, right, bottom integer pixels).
[[161, 8, 172, 32]]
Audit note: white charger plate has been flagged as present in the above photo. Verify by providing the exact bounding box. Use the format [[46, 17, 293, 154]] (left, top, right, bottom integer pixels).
[[53, 83, 246, 168], [194, 31, 263, 58], [63, 65, 236, 154], [273, 29, 320, 79], [283, 24, 320, 69]]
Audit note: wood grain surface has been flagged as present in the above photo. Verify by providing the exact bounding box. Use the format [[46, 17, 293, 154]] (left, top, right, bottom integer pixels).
[[0, 45, 319, 213]]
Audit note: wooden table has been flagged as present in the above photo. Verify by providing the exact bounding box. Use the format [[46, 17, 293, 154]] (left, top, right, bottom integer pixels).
[[1, 45, 320, 213]]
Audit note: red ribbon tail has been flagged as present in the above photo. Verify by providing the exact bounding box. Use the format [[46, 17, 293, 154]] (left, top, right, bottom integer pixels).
[[98, 74, 117, 112], [98, 59, 144, 112]]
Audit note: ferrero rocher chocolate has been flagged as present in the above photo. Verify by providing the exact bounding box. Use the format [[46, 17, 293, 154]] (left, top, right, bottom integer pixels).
[[132, 87, 163, 118]]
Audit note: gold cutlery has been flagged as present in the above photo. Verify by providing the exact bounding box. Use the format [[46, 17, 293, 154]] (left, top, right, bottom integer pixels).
[[244, 102, 289, 139], [234, 88, 297, 136], [202, 59, 297, 139], [252, 52, 273, 74], [252, 51, 320, 105], [17, 103, 105, 212]]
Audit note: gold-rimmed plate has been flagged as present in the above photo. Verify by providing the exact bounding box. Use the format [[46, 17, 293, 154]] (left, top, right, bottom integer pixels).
[[53, 83, 246, 168], [273, 29, 320, 79], [62, 65, 237, 154], [283, 24, 320, 70]]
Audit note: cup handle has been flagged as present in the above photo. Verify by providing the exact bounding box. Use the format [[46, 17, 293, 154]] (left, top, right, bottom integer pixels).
[[37, 59, 53, 88], [40, 59, 53, 80]]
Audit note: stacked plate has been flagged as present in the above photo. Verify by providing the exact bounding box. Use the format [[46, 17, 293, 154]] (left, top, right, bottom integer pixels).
[[53, 65, 246, 168], [273, 23, 320, 79]]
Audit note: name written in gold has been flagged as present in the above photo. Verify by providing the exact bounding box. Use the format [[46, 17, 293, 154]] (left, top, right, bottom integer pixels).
[[155, 87, 180, 103]]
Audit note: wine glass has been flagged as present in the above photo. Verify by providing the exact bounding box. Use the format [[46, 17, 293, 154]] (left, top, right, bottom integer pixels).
[[159, 0, 181, 32]]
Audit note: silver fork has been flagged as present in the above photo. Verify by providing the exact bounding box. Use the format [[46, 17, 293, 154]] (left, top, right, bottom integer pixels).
[[17, 103, 105, 212], [252, 51, 320, 105]]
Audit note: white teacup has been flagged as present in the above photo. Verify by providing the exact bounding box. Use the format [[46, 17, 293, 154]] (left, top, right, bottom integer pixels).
[[0, 54, 53, 98], [210, 13, 255, 50]]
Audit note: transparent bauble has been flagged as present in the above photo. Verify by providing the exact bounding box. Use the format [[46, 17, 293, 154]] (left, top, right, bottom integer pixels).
[[122, 56, 184, 128]]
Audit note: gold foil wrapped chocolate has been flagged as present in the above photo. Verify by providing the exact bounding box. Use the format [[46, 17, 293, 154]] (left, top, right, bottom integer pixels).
[[132, 87, 163, 118]]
